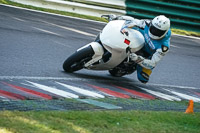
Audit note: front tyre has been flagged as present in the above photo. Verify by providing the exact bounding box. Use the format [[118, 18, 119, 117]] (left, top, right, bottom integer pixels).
[[63, 46, 94, 72]]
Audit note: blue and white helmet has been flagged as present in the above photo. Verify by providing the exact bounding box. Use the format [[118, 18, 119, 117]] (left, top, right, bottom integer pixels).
[[149, 15, 170, 40]]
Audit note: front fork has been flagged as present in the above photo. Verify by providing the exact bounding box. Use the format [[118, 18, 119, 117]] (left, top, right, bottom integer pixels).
[[78, 42, 104, 67]]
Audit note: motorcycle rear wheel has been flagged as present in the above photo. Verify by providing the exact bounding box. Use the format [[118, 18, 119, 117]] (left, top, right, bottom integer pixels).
[[63, 46, 94, 72]]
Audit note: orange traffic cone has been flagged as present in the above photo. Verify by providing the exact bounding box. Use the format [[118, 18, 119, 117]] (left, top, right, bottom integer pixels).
[[185, 100, 194, 114]]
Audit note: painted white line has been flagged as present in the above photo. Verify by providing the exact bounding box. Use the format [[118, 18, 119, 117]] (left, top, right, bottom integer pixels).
[[171, 45, 181, 49], [1, 4, 199, 40], [147, 83, 198, 90], [11, 16, 26, 22], [0, 4, 106, 24], [0, 96, 10, 101], [56, 82, 105, 98], [88, 27, 102, 32], [26, 81, 79, 98], [77, 99, 122, 109], [163, 89, 200, 102], [21, 83, 37, 88], [41, 21, 96, 37], [140, 87, 181, 101], [0, 76, 198, 90], [0, 96, 5, 99], [173, 34, 200, 40], [32, 26, 62, 37], [0, 76, 83, 80], [52, 40, 72, 48]]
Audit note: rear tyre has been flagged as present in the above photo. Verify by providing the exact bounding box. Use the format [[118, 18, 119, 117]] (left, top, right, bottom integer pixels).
[[63, 46, 94, 72]]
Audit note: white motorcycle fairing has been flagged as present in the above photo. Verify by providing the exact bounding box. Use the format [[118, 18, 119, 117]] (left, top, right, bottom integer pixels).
[[77, 42, 104, 67], [81, 20, 145, 70], [101, 20, 144, 53]]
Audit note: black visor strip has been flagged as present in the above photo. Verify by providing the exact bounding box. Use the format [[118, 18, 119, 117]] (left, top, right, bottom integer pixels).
[[149, 24, 166, 37]]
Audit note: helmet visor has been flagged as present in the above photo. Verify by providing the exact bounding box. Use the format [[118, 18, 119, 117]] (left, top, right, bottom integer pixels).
[[149, 24, 166, 37]]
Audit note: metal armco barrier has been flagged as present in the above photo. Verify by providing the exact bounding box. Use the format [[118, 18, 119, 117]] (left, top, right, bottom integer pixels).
[[9, 0, 200, 32], [125, 0, 200, 32]]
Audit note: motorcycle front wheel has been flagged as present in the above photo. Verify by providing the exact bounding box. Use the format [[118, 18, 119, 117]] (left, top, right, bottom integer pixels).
[[63, 46, 94, 72]]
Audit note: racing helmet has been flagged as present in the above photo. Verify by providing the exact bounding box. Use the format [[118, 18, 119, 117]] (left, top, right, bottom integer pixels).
[[149, 15, 170, 40]]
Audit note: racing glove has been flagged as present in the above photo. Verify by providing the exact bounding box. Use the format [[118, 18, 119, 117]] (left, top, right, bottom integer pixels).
[[130, 48, 168, 70], [129, 53, 144, 64], [120, 20, 137, 36], [101, 14, 118, 22]]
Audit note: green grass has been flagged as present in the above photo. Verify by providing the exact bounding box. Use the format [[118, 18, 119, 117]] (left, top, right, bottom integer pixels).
[[0, 0, 107, 22], [171, 29, 200, 37], [0, 110, 200, 133], [0, 1, 200, 132], [0, 0, 200, 37]]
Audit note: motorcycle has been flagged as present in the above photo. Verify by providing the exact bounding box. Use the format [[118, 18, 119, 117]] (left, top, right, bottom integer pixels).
[[63, 16, 145, 77]]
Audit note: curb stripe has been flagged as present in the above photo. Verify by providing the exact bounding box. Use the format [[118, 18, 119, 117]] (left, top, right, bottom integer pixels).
[[140, 87, 181, 101], [56, 82, 105, 98], [2, 82, 52, 100], [163, 89, 200, 102], [0, 96, 9, 101], [0, 96, 6, 99], [0, 76, 197, 90], [88, 84, 130, 98], [113, 85, 155, 99], [26, 81, 79, 98], [77, 99, 122, 109], [195, 92, 200, 96], [0, 89, 26, 100], [0, 92, 17, 100], [0, 93, 17, 100], [2, 2, 199, 40]]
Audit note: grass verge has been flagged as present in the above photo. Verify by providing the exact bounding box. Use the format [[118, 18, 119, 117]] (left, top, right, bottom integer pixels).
[[0, 0, 200, 132], [0, 0, 200, 37], [0, 1, 200, 132], [0, 110, 200, 133], [0, 0, 107, 22]]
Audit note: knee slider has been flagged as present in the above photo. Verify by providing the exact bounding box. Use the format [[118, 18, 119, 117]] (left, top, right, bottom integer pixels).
[[137, 66, 152, 83], [138, 71, 149, 83], [138, 68, 152, 83], [141, 71, 149, 81]]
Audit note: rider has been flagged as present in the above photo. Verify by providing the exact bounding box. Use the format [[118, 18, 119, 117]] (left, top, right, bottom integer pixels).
[[106, 15, 171, 83]]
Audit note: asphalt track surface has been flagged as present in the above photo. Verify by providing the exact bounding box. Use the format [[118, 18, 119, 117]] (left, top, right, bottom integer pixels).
[[0, 5, 200, 105]]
